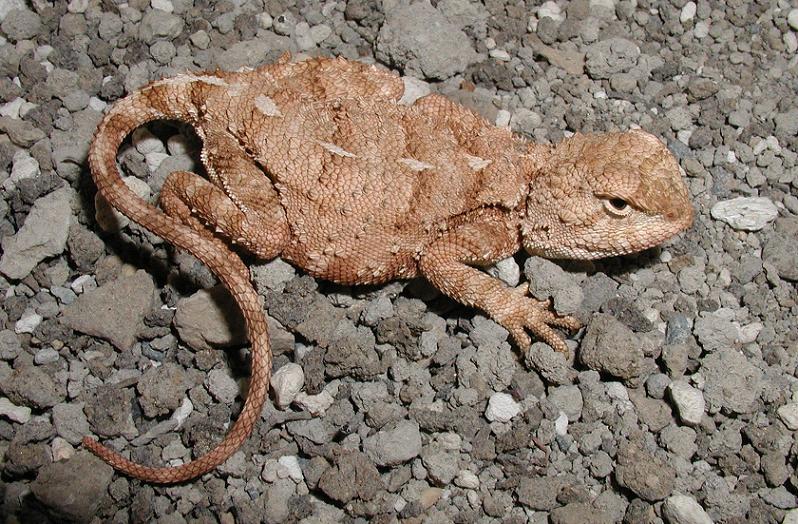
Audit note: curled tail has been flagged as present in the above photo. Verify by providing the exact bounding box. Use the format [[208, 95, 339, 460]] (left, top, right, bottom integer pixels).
[[85, 80, 272, 483]]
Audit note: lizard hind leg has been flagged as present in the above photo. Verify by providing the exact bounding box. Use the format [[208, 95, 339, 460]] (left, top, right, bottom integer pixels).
[[159, 170, 250, 282]]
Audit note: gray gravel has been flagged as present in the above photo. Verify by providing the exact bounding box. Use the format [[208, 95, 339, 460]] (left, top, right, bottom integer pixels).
[[0, 0, 797, 522]]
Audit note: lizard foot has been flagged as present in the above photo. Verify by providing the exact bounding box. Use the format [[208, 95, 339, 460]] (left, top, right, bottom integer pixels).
[[497, 283, 581, 355]]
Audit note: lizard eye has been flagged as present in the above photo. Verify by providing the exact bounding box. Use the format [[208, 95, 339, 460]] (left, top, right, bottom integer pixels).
[[604, 197, 632, 216]]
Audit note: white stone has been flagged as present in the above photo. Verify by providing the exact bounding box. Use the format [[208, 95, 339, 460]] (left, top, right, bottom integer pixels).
[[777, 403, 798, 431], [207, 368, 239, 404], [663, 494, 713, 524], [278, 455, 304, 483], [488, 257, 520, 287], [399, 76, 431, 106], [151, 0, 174, 13], [15, 310, 42, 334], [0, 97, 25, 118], [489, 49, 511, 61], [738, 322, 763, 344], [257, 13, 273, 29], [132, 127, 166, 155], [694, 21, 709, 38], [784, 508, 798, 524], [145, 151, 169, 173], [710, 197, 778, 231], [4, 150, 39, 191], [70, 274, 96, 294], [166, 134, 192, 156], [485, 392, 520, 422], [271, 363, 304, 409], [495, 109, 511, 127], [784, 32, 798, 54], [294, 390, 334, 415], [34, 347, 59, 365], [669, 381, 705, 426], [52, 436, 75, 461], [454, 470, 480, 489], [680, 2, 696, 23], [171, 397, 193, 428], [788, 9, 798, 31], [537, 1, 564, 22], [67, 0, 89, 13], [554, 411, 569, 435], [0, 397, 31, 423]]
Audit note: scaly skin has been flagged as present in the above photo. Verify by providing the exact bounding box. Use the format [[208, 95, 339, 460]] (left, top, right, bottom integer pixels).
[[86, 54, 693, 483]]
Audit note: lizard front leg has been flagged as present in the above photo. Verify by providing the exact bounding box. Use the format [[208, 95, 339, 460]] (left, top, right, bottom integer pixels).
[[418, 210, 580, 354]]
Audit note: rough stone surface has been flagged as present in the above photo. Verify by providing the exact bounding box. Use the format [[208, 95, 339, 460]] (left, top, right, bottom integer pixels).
[[0, 187, 74, 280], [61, 270, 155, 351], [174, 285, 247, 351]]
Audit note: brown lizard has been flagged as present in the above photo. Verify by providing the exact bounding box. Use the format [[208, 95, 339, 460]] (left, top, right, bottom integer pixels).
[[86, 54, 693, 483]]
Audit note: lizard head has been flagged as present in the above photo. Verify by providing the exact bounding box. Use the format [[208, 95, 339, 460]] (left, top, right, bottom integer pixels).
[[522, 130, 694, 260]]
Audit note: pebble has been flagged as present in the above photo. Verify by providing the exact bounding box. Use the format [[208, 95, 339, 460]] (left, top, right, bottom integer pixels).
[[293, 390, 334, 415], [668, 381, 705, 425], [485, 392, 521, 422], [788, 9, 798, 31], [777, 403, 798, 430], [364, 420, 422, 466], [51, 437, 75, 462], [15, 310, 42, 334], [34, 347, 60, 365], [0, 397, 31, 423], [680, 2, 697, 23], [454, 470, 480, 489], [207, 368, 239, 404], [710, 197, 778, 231], [537, 1, 564, 22], [271, 363, 305, 409], [174, 285, 247, 351], [0, 187, 74, 280], [663, 494, 713, 524], [278, 455, 304, 483]]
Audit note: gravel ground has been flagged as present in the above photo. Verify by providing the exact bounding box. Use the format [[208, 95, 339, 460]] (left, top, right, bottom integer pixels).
[[0, 0, 797, 522]]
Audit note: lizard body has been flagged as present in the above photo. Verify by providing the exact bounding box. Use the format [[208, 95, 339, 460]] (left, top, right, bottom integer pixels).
[[87, 54, 693, 483]]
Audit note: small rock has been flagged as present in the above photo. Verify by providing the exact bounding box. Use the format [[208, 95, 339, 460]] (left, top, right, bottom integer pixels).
[[455, 470, 479, 489], [788, 9, 798, 31], [710, 197, 778, 231], [0, 330, 22, 360], [30, 452, 114, 522], [579, 314, 643, 383], [693, 308, 741, 352], [615, 439, 675, 501], [137, 363, 190, 417], [294, 390, 334, 416], [0, 186, 74, 280], [271, 363, 304, 409], [485, 392, 520, 422], [375, 2, 479, 80], [94, 176, 151, 231], [777, 403, 798, 430], [680, 2, 697, 23], [668, 381, 705, 425], [51, 437, 75, 462], [701, 348, 762, 414], [488, 256, 520, 287], [52, 402, 91, 445], [517, 476, 565, 511], [524, 256, 583, 314], [585, 38, 640, 79], [15, 310, 42, 334], [2, 366, 63, 409], [0, 397, 31, 423], [207, 368, 239, 404], [318, 450, 382, 503], [0, 8, 41, 41], [278, 455, 304, 483], [363, 419, 422, 466], [61, 270, 155, 351], [662, 494, 713, 524], [538, 1, 564, 22], [174, 285, 247, 351]]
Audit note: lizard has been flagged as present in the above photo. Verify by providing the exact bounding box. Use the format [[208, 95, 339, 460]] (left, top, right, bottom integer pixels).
[[85, 53, 694, 484]]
